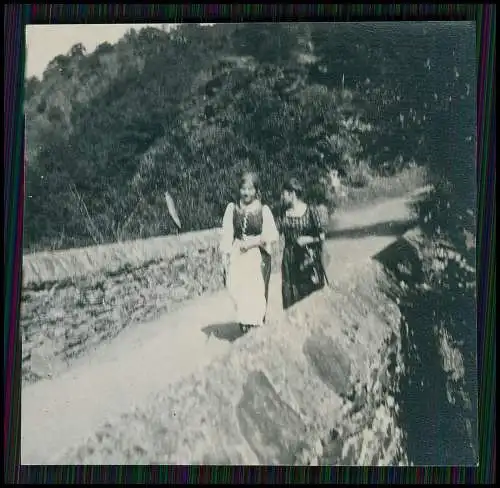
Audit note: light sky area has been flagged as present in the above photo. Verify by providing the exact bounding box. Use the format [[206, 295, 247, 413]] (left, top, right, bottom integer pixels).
[[25, 22, 470, 80], [25, 23, 182, 79]]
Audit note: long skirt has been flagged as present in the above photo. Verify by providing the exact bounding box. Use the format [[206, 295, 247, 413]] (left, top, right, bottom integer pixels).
[[261, 250, 272, 322], [281, 243, 325, 310], [227, 240, 270, 327]]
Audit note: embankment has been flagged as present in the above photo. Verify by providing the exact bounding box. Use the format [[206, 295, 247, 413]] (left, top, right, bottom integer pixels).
[[57, 258, 409, 466], [22, 187, 475, 466]]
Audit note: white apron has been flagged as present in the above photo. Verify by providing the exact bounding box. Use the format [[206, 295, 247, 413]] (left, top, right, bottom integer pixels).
[[226, 239, 267, 327]]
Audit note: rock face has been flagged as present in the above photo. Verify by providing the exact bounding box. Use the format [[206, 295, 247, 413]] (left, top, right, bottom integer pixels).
[[57, 261, 407, 466]]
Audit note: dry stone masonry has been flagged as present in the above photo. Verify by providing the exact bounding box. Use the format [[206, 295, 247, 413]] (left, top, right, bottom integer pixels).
[[21, 231, 283, 385], [21, 244, 224, 384]]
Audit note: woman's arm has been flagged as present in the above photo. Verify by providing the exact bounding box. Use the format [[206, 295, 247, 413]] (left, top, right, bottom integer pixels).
[[296, 206, 326, 246], [260, 205, 279, 253], [240, 205, 279, 253], [296, 235, 324, 246], [220, 203, 235, 257]]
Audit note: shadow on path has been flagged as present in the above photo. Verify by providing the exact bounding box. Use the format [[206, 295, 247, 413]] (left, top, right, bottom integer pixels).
[[202, 322, 246, 343], [326, 218, 418, 241]]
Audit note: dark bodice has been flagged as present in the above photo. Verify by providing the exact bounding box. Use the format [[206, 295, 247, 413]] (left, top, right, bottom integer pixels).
[[233, 204, 264, 239], [279, 205, 322, 247]]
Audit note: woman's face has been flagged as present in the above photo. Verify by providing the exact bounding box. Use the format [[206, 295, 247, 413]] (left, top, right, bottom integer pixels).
[[240, 178, 257, 204]]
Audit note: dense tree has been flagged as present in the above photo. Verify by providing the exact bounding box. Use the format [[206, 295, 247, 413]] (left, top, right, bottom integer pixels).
[[24, 23, 476, 253]]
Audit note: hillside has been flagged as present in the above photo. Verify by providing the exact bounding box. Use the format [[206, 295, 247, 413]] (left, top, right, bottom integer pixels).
[[24, 22, 475, 253]]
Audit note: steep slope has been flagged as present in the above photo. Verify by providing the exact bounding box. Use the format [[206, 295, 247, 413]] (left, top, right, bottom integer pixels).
[[25, 22, 475, 252]]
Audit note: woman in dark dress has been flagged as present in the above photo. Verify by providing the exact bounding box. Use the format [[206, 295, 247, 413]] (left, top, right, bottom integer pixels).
[[279, 177, 328, 310]]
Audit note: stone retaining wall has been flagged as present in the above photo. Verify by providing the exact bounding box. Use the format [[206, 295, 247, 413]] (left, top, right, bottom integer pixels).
[[21, 232, 284, 384], [22, 229, 223, 287]]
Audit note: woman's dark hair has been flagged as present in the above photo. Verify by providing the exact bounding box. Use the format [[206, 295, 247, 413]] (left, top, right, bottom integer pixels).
[[307, 181, 329, 205], [282, 177, 304, 198]]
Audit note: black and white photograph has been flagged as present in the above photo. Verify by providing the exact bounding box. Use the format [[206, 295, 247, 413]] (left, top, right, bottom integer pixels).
[[21, 22, 477, 466]]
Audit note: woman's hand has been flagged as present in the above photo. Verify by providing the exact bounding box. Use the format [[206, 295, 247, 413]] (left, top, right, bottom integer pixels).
[[296, 235, 315, 247], [240, 236, 262, 253]]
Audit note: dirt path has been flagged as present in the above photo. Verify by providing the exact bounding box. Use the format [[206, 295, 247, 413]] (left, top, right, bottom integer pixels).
[[21, 188, 429, 464]]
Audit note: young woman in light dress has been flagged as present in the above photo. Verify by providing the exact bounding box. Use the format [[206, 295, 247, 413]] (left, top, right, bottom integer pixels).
[[220, 172, 279, 334]]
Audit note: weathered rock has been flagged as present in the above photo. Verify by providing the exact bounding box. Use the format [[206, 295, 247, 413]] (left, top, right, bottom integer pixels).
[[302, 334, 352, 398]]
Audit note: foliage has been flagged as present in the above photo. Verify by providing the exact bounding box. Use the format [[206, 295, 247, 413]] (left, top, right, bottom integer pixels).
[[24, 22, 475, 253]]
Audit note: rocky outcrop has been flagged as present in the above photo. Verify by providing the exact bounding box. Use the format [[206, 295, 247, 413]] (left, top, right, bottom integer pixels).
[[57, 261, 408, 466]]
